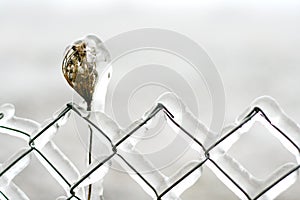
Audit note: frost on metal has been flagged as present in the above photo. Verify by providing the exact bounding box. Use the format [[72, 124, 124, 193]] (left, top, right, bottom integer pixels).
[[0, 95, 299, 200]]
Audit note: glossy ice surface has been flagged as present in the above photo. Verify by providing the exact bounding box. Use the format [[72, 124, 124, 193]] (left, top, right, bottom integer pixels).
[[1, 1, 300, 199]]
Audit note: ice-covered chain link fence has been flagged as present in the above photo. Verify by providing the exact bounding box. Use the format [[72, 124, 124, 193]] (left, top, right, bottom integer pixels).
[[0, 94, 299, 200]]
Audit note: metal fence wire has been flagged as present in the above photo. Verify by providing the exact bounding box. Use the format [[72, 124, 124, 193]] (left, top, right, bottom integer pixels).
[[0, 96, 300, 200]]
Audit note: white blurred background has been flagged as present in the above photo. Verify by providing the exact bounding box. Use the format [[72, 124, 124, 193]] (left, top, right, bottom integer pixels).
[[0, 0, 300, 199]]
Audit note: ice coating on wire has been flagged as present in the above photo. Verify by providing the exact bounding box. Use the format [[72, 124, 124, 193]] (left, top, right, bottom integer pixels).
[[89, 109, 172, 198], [240, 96, 300, 161], [0, 104, 86, 199], [0, 182, 30, 200], [207, 96, 300, 200], [89, 92, 210, 199], [1, 95, 300, 199], [0, 104, 39, 141], [0, 149, 31, 187], [0, 150, 31, 200], [156, 92, 219, 148]]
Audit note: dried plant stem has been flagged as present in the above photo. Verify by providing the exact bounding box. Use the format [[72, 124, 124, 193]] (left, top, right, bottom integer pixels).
[[87, 102, 93, 200]]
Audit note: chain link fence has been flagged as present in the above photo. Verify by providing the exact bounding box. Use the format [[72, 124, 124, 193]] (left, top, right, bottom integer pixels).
[[0, 95, 299, 200]]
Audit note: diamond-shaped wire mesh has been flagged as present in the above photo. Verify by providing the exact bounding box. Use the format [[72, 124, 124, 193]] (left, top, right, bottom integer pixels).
[[0, 96, 299, 200]]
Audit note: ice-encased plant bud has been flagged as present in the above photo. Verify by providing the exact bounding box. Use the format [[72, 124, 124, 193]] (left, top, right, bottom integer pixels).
[[62, 35, 111, 110]]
